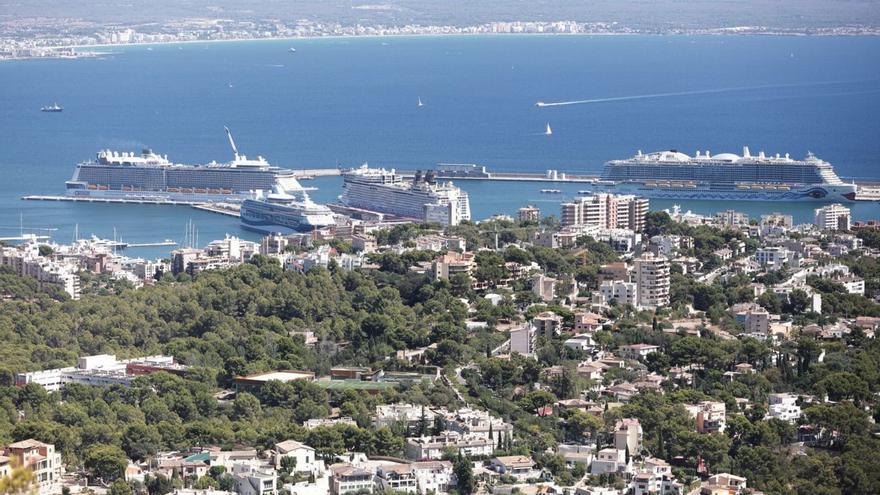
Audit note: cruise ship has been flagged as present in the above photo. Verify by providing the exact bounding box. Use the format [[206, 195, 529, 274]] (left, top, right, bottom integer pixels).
[[240, 188, 336, 235], [64, 128, 302, 203], [339, 166, 471, 226], [591, 147, 856, 201]]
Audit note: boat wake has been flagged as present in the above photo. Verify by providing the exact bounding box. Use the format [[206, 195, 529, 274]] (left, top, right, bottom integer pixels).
[[535, 80, 874, 108]]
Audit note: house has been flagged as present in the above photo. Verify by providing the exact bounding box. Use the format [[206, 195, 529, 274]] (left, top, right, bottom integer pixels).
[[411, 461, 454, 495], [441, 407, 514, 442], [767, 394, 801, 423], [557, 444, 593, 468], [605, 382, 639, 402], [329, 464, 374, 495], [405, 432, 493, 460], [700, 473, 748, 495], [618, 344, 659, 360], [590, 448, 629, 475], [685, 401, 726, 434], [374, 404, 437, 430], [532, 274, 558, 302], [232, 463, 277, 495], [376, 463, 417, 493], [614, 418, 643, 455], [1, 439, 63, 495], [489, 456, 539, 481], [274, 440, 318, 475], [573, 311, 605, 333], [564, 334, 596, 352]]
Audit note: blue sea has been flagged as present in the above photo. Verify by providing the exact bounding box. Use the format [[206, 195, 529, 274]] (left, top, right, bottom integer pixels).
[[1, 35, 879, 257]]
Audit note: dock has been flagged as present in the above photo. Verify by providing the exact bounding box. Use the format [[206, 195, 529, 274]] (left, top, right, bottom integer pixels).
[[191, 203, 240, 217], [22, 195, 203, 205]]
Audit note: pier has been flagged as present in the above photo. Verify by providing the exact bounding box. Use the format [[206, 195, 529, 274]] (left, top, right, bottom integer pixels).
[[22, 195, 203, 205]]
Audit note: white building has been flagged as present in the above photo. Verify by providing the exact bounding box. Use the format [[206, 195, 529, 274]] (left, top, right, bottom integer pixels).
[[14, 354, 185, 392], [634, 254, 670, 309], [767, 393, 802, 423], [590, 448, 629, 475], [274, 440, 319, 475], [754, 247, 792, 270], [560, 194, 649, 231], [405, 432, 494, 460], [232, 463, 277, 495], [0, 243, 81, 299], [814, 203, 851, 231], [412, 461, 454, 495], [531, 274, 557, 302], [510, 325, 536, 356], [599, 280, 638, 307], [564, 334, 597, 352], [329, 464, 374, 495]]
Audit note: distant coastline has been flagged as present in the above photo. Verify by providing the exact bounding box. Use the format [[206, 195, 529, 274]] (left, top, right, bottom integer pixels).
[[4, 28, 880, 63]]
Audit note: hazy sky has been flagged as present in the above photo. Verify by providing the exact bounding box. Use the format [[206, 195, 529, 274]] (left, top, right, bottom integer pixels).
[[2, 0, 879, 28]]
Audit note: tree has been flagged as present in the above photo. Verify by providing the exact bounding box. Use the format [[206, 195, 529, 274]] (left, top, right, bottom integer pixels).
[[0, 458, 35, 495], [122, 423, 162, 461], [453, 453, 475, 495], [816, 372, 870, 403], [84, 444, 128, 482], [109, 479, 133, 495], [519, 390, 556, 416], [232, 392, 262, 421], [145, 475, 174, 495]]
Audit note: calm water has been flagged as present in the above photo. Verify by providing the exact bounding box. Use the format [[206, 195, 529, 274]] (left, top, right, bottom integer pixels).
[[1, 35, 879, 257]]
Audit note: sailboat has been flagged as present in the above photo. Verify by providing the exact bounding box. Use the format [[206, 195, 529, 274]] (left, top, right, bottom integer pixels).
[[544, 123, 552, 136], [417, 97, 424, 107]]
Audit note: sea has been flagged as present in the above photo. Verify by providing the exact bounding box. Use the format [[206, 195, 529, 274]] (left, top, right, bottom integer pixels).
[[1, 35, 879, 258]]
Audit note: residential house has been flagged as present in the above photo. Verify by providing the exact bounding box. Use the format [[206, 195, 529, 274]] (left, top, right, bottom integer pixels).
[[489, 456, 539, 481], [1, 439, 62, 495], [329, 464, 374, 495], [232, 463, 277, 495], [405, 432, 493, 460]]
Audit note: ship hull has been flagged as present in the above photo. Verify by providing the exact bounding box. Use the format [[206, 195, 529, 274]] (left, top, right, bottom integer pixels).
[[65, 188, 252, 203], [581, 181, 857, 202]]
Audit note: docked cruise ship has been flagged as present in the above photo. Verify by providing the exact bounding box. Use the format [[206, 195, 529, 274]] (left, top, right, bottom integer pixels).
[[65, 128, 302, 203], [339, 166, 471, 226], [240, 188, 336, 235], [592, 147, 856, 202]]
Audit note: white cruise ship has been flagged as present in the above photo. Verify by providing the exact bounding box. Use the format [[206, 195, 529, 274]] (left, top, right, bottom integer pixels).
[[589, 147, 857, 202], [339, 166, 471, 226], [240, 188, 336, 235], [64, 128, 302, 203]]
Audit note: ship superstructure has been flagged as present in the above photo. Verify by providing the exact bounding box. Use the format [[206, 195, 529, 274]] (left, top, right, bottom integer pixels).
[[340, 165, 471, 226], [65, 128, 301, 203], [594, 147, 856, 201]]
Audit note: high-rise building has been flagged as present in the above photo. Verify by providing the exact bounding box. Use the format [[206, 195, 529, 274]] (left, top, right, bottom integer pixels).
[[560, 194, 648, 231], [517, 205, 540, 223], [634, 253, 670, 309], [814, 203, 851, 231]]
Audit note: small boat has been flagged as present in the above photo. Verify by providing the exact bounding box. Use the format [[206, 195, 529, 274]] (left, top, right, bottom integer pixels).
[[41, 103, 63, 112], [540, 189, 562, 194], [544, 123, 552, 136], [535, 101, 547, 107], [417, 97, 424, 107], [289, 47, 296, 53]]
